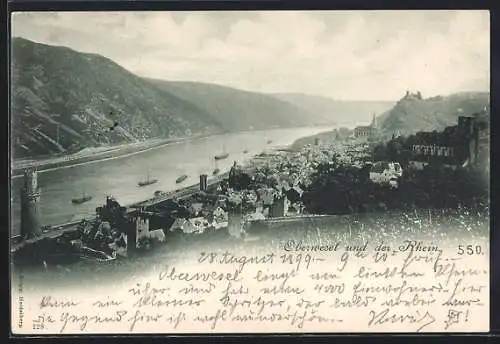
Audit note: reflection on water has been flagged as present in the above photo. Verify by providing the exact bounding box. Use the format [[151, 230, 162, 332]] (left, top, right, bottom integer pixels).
[[10, 127, 331, 236]]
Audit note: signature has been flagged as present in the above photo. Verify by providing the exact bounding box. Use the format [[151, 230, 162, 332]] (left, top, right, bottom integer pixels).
[[368, 308, 435, 332]]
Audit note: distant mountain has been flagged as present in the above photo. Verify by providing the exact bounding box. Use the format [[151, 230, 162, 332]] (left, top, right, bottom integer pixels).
[[11, 38, 490, 161], [272, 93, 395, 125], [147, 80, 334, 131], [12, 38, 349, 160], [379, 91, 490, 135], [11, 37, 224, 159]]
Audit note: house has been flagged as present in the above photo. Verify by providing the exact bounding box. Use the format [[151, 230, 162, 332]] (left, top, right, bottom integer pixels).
[[212, 221, 228, 230], [292, 184, 304, 196], [256, 187, 276, 206], [408, 161, 427, 170], [188, 217, 210, 233], [146, 229, 166, 243], [243, 190, 259, 203], [270, 194, 289, 218], [169, 218, 199, 234], [108, 232, 128, 257], [287, 203, 304, 215], [369, 161, 403, 184], [227, 190, 243, 205], [278, 179, 292, 192], [189, 202, 204, 216], [244, 212, 266, 222]]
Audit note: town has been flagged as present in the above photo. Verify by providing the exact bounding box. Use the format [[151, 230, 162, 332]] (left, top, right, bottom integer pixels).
[[12, 102, 490, 267]]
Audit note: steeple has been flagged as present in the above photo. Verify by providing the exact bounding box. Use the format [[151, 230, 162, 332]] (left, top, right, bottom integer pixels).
[[370, 113, 377, 128]]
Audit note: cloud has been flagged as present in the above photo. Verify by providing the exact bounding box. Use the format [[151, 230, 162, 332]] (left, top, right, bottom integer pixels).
[[11, 10, 489, 100]]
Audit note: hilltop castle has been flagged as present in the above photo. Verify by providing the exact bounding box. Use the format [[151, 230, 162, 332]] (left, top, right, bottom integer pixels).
[[402, 90, 423, 101]]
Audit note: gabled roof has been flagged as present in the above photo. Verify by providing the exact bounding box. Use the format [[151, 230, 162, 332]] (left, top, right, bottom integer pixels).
[[190, 203, 204, 212], [370, 162, 390, 173]]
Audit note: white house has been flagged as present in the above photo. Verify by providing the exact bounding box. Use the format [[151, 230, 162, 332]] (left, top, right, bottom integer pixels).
[[169, 218, 199, 234], [213, 207, 228, 223], [189, 202, 204, 216], [188, 217, 210, 233], [369, 161, 403, 184], [244, 212, 265, 222], [146, 229, 166, 243]]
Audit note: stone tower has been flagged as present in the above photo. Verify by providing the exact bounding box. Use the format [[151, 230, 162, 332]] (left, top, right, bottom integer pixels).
[[20, 168, 42, 239], [199, 174, 208, 192], [135, 213, 150, 245]]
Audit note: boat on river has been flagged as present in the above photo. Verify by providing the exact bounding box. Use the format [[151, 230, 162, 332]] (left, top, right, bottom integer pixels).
[[214, 142, 229, 160], [214, 152, 228, 160], [213, 159, 220, 175], [176, 174, 188, 184], [71, 193, 92, 205], [138, 172, 158, 187]]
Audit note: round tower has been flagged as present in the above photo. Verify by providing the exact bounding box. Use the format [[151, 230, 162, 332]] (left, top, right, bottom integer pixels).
[[199, 174, 208, 191], [20, 168, 42, 239]]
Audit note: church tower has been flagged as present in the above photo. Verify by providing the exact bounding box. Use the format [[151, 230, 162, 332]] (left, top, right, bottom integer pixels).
[[370, 113, 377, 128]]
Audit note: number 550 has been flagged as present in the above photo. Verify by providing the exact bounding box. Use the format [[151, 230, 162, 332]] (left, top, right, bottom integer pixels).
[[457, 245, 483, 255]]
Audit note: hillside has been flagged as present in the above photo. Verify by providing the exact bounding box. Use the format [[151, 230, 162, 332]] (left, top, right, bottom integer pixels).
[[147, 80, 332, 131], [12, 38, 347, 160], [272, 93, 395, 125], [10, 38, 225, 159], [379, 91, 490, 134], [15, 38, 465, 161]]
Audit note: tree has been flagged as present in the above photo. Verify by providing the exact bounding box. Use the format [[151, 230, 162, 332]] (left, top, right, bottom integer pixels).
[[302, 165, 369, 214]]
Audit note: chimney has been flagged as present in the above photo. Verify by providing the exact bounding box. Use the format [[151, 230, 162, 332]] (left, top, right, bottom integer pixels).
[[199, 174, 208, 191]]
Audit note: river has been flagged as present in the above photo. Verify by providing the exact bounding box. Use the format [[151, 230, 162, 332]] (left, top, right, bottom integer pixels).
[[10, 126, 333, 237]]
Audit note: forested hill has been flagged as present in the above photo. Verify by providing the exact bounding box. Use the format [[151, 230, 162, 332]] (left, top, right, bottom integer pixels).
[[379, 91, 490, 135]]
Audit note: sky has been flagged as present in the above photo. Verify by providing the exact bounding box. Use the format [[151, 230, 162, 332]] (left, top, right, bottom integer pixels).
[[11, 10, 490, 101]]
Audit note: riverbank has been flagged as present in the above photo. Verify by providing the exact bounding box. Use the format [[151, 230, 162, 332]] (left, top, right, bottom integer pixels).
[[12, 125, 334, 178], [12, 137, 187, 178]]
